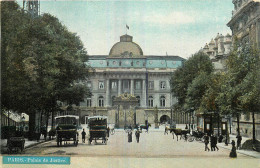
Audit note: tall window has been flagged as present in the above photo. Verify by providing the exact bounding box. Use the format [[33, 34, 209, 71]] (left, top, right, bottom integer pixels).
[[87, 97, 92, 107], [148, 81, 154, 90], [136, 96, 140, 107], [135, 80, 141, 90], [148, 96, 153, 107], [111, 81, 117, 89], [123, 80, 130, 92], [160, 96, 166, 107], [99, 81, 104, 89], [160, 81, 166, 89], [98, 96, 104, 107]]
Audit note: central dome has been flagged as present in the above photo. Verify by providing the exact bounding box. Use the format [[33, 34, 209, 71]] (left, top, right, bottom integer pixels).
[[109, 34, 143, 57]]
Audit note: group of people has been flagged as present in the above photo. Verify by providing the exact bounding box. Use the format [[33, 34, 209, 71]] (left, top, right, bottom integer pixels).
[[204, 133, 219, 151], [128, 129, 141, 143]]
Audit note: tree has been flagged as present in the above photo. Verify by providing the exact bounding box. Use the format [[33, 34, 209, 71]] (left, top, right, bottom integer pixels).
[[1, 1, 91, 140], [170, 51, 214, 119]]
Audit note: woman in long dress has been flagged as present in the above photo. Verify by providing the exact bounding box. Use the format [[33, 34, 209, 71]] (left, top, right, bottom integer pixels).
[[128, 131, 132, 143]]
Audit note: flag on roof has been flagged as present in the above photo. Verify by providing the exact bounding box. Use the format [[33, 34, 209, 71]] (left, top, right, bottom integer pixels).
[[126, 24, 129, 30]]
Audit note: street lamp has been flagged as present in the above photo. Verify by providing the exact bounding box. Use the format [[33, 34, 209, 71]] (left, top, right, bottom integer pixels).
[[21, 114, 25, 136]]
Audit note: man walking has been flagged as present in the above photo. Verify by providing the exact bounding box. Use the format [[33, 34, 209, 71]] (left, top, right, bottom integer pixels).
[[81, 129, 86, 143], [107, 126, 110, 137], [204, 133, 210, 151], [135, 129, 141, 143], [236, 134, 242, 150]]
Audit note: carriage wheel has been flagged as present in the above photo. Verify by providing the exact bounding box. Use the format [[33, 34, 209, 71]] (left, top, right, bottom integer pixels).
[[187, 135, 194, 142]]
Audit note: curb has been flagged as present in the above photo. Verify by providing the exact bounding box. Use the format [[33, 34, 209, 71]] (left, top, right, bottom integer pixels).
[[25, 139, 54, 149], [218, 144, 258, 158]]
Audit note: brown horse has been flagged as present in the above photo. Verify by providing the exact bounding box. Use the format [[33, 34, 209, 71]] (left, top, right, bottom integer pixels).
[[170, 128, 190, 141]]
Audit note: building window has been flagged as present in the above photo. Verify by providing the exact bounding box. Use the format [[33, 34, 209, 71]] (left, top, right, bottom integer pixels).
[[86, 81, 92, 89], [87, 97, 92, 107], [135, 80, 141, 90], [98, 96, 104, 107], [160, 81, 166, 89], [123, 80, 130, 92], [136, 96, 140, 107], [148, 96, 153, 107], [98, 81, 104, 89], [111, 81, 117, 89], [160, 96, 166, 107], [148, 81, 154, 90]]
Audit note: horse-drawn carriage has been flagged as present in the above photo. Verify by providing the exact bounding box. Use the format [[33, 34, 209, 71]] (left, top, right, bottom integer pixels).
[[88, 116, 108, 145], [55, 115, 79, 147], [7, 137, 25, 154], [166, 128, 190, 141]]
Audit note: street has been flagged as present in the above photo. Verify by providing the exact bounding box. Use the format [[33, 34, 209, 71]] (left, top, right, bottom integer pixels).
[[23, 129, 249, 158]]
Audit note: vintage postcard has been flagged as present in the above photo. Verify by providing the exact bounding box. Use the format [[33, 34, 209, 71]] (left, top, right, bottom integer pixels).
[[1, 0, 260, 167]]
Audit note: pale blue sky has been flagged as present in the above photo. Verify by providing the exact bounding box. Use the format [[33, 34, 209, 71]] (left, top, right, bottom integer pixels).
[[18, 0, 234, 58]]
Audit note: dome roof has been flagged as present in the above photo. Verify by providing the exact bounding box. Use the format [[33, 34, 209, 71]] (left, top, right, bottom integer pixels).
[[109, 34, 143, 57]]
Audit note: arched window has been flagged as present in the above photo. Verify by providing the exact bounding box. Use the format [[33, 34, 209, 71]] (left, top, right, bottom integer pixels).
[[148, 96, 153, 107], [136, 96, 140, 107], [98, 96, 104, 107], [87, 97, 92, 107], [160, 96, 166, 107]]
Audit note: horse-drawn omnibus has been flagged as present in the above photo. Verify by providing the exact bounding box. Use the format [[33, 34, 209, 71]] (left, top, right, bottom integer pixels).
[[55, 115, 79, 147], [88, 116, 108, 145]]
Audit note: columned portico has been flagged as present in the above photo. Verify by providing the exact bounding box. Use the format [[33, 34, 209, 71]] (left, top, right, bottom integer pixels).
[[130, 79, 134, 95], [106, 79, 110, 107], [142, 79, 146, 107]]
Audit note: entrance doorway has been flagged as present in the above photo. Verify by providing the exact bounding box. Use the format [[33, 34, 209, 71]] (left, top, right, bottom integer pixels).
[[160, 115, 170, 124]]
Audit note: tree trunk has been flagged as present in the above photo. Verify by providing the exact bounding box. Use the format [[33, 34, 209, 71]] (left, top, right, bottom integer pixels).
[[252, 111, 256, 143], [237, 113, 240, 136], [45, 112, 50, 141], [28, 111, 36, 141], [51, 111, 55, 130], [210, 114, 213, 135], [218, 113, 220, 136]]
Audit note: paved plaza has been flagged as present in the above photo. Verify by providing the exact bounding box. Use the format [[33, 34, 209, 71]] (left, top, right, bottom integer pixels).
[[22, 129, 249, 158]]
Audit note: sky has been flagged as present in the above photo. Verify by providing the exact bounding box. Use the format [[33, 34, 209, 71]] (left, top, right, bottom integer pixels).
[[18, 0, 234, 59]]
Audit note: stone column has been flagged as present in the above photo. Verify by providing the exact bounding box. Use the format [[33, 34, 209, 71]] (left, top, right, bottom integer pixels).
[[142, 79, 146, 107], [130, 79, 134, 95], [106, 79, 110, 107], [118, 79, 122, 96]]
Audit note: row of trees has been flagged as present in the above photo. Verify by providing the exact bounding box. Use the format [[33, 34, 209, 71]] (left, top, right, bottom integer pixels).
[[170, 41, 260, 142], [1, 2, 91, 140]]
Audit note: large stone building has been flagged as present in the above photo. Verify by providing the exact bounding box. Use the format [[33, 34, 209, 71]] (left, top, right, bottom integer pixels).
[[63, 34, 186, 127], [227, 0, 260, 139]]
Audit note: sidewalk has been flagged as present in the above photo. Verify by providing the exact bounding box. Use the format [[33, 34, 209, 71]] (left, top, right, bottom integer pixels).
[[217, 134, 260, 158], [1, 135, 52, 154]]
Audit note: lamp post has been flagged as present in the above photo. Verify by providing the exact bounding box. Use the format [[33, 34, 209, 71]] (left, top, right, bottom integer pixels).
[[21, 114, 25, 136]]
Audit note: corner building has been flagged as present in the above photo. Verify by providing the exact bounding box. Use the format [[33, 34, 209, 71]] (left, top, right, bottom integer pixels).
[[77, 34, 185, 127]]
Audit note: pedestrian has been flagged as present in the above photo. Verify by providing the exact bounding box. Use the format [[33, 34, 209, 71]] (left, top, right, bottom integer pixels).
[[229, 140, 237, 158], [81, 129, 86, 143], [128, 131, 132, 143], [135, 129, 140, 143], [164, 126, 168, 135], [236, 135, 242, 150], [210, 134, 215, 151], [204, 133, 210, 151], [214, 135, 219, 151], [107, 126, 110, 137], [185, 124, 188, 129]]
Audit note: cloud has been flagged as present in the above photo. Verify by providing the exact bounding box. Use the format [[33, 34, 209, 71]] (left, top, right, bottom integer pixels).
[[144, 12, 195, 25]]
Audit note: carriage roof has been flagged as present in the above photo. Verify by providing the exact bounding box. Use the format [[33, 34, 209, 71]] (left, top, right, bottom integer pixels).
[[88, 116, 107, 120], [55, 115, 79, 119]]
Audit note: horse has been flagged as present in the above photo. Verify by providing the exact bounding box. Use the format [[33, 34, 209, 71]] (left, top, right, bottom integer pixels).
[[170, 128, 190, 141], [140, 123, 151, 133]]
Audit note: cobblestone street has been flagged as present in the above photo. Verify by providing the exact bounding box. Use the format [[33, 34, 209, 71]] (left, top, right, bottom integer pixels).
[[23, 129, 249, 158]]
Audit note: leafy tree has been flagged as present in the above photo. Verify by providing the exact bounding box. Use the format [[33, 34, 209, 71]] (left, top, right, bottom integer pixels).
[[1, 1, 91, 139]]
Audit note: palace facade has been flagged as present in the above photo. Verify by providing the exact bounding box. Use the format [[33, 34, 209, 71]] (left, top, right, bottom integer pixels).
[[67, 34, 186, 127]]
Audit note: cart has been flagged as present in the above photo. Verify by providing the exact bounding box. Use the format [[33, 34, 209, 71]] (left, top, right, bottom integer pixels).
[[7, 137, 25, 154], [88, 116, 108, 145], [56, 125, 79, 147]]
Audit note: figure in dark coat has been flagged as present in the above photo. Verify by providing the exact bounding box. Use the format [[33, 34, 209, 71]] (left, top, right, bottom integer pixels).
[[229, 140, 237, 158], [135, 129, 140, 143], [81, 129, 86, 143], [204, 133, 210, 151], [107, 127, 110, 137], [236, 135, 242, 150], [128, 132, 132, 143]]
